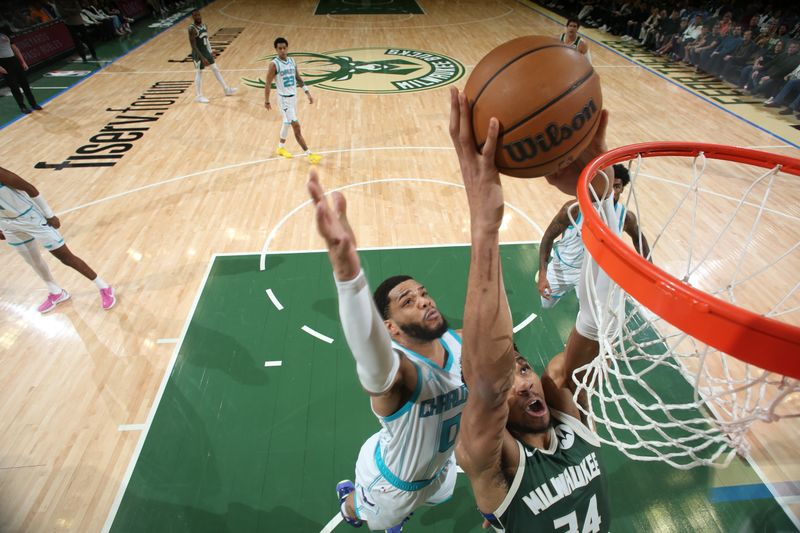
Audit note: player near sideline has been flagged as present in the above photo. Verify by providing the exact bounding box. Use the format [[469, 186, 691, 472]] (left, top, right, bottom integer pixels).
[[265, 37, 321, 164], [0, 166, 115, 313], [561, 18, 589, 56], [308, 169, 463, 532], [537, 164, 650, 308], [450, 87, 611, 532], [188, 10, 236, 104]]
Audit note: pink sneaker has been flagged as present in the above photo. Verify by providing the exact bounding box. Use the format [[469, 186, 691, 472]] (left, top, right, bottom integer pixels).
[[38, 290, 70, 313], [100, 286, 116, 310]]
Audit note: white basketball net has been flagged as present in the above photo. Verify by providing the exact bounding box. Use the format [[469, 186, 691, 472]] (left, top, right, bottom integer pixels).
[[572, 152, 800, 469]]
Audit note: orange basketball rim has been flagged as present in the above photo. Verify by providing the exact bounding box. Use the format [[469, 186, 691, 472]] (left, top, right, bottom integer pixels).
[[577, 142, 800, 379]]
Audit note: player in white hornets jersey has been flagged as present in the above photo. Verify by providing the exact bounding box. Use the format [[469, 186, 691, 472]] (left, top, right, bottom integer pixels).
[[0, 166, 115, 313], [308, 169, 463, 532], [265, 37, 320, 164], [537, 164, 650, 309]]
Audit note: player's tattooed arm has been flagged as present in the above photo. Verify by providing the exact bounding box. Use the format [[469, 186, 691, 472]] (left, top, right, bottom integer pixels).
[[624, 210, 651, 261], [538, 201, 577, 299]]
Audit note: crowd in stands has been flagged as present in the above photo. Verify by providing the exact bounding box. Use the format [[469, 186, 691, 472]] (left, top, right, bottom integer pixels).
[[0, 0, 204, 37], [541, 1, 800, 119], [2, 1, 129, 37]]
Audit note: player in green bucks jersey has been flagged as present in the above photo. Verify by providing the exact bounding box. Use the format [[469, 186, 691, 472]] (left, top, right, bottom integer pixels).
[[188, 10, 236, 103], [448, 87, 612, 533]]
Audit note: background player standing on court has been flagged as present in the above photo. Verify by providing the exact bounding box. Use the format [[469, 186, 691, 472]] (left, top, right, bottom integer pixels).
[[560, 18, 590, 57], [560, 17, 591, 65], [308, 169, 463, 532], [265, 37, 321, 164], [0, 166, 115, 313], [188, 10, 236, 104], [449, 87, 611, 533], [537, 165, 649, 309], [0, 31, 42, 114]]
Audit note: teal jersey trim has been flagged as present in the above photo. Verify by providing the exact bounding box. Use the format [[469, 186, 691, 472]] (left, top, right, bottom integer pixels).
[[617, 204, 626, 232], [397, 340, 452, 372], [9, 237, 35, 246], [1, 206, 33, 220], [382, 360, 422, 422], [373, 442, 447, 492], [440, 339, 454, 372], [553, 244, 582, 269]]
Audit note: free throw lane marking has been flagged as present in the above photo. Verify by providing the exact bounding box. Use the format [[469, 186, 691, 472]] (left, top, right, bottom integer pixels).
[[513, 312, 538, 333], [302, 325, 334, 344], [266, 288, 284, 310], [320, 513, 343, 533]]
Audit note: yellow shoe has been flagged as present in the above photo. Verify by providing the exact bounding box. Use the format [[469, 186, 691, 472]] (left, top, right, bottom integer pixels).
[[307, 153, 321, 164], [276, 147, 293, 159]]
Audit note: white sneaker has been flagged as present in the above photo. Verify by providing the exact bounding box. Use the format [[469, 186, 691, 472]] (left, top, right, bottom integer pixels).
[[224, 87, 238, 96], [195, 96, 209, 104]]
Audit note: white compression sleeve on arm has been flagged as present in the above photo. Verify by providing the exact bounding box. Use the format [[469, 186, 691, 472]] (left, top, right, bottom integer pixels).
[[336, 269, 400, 394], [31, 195, 54, 217]]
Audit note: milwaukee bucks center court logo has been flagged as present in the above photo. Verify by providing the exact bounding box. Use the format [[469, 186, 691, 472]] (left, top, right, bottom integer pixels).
[[242, 47, 465, 94]]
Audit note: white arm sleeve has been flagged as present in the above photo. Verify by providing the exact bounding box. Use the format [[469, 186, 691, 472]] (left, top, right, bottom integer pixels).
[[336, 269, 400, 394], [31, 194, 54, 218]]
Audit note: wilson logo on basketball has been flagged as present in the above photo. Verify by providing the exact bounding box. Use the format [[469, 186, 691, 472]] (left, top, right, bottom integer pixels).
[[503, 98, 598, 163], [242, 48, 465, 94]]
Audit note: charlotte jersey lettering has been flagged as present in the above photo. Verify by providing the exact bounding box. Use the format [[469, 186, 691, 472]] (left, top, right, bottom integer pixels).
[[419, 384, 468, 418], [377, 330, 465, 485], [485, 410, 610, 533], [35, 81, 191, 170]]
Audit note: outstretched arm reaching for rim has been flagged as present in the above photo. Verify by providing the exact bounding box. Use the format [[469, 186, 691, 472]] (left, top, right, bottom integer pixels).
[[307, 169, 416, 416], [449, 87, 518, 514]]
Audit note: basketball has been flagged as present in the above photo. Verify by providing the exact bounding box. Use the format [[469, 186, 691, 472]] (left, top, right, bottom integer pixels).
[[465, 36, 603, 178]]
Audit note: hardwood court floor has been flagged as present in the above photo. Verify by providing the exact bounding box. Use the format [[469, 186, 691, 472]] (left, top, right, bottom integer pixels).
[[107, 248, 795, 532], [0, 1, 798, 531]]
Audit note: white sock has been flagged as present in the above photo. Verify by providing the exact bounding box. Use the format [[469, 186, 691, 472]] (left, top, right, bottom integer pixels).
[[93, 276, 109, 290], [17, 241, 61, 293], [279, 142, 285, 148], [305, 149, 311, 155], [210, 64, 227, 89], [194, 70, 203, 97]]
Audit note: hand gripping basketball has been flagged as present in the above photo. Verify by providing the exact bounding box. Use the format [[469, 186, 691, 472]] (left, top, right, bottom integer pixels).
[[449, 87, 504, 235], [465, 36, 603, 179], [545, 109, 612, 196]]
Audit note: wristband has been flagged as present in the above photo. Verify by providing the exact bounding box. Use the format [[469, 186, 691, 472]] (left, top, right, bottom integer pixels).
[[32, 195, 54, 218], [303, 85, 310, 93]]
